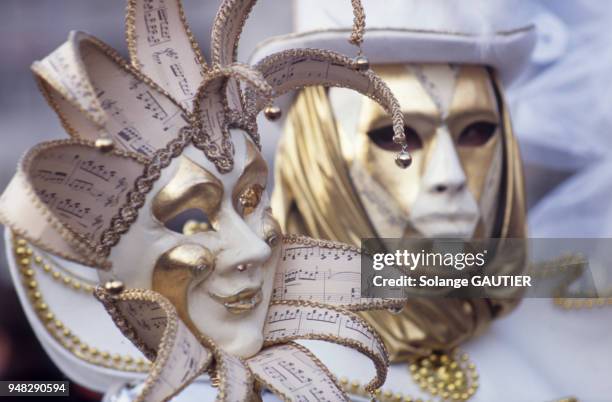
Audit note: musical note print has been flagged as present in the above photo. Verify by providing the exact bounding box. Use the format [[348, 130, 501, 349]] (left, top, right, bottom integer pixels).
[[30, 145, 144, 244], [247, 343, 347, 401], [144, 1, 171, 46], [273, 239, 404, 312]]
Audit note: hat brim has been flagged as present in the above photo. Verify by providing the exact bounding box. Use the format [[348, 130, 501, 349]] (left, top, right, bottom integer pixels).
[[250, 27, 536, 86]]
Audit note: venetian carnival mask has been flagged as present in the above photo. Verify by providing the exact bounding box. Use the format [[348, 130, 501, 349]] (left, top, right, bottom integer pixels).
[[0, 0, 417, 400], [331, 63, 503, 239]]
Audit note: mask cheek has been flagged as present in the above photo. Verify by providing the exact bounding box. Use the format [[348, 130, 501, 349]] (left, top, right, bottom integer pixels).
[[458, 134, 502, 204], [359, 136, 425, 215]]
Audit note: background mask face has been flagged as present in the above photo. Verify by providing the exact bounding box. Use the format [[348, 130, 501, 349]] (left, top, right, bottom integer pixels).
[[102, 132, 281, 358], [331, 63, 503, 239]]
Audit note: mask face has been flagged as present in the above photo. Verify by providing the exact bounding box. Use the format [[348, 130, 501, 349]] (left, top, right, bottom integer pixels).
[[101, 131, 281, 358], [331, 63, 503, 239]]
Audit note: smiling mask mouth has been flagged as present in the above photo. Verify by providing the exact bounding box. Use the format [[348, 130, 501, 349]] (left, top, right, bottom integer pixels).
[[209, 286, 263, 314]]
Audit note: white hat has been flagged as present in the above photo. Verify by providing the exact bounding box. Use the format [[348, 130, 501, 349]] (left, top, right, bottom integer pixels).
[[251, 0, 537, 86]]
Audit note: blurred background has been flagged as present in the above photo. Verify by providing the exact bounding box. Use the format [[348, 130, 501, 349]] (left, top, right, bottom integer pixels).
[[1, 0, 612, 400]]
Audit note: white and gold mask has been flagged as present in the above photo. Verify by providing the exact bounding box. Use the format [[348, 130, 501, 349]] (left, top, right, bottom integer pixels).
[[101, 135, 278, 357]]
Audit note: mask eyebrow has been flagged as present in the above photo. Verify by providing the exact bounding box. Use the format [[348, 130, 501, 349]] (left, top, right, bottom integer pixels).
[[232, 139, 268, 210], [447, 67, 500, 123], [152, 156, 223, 224]]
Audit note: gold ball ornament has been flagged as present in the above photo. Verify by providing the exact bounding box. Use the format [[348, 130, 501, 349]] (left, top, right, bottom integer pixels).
[[264, 105, 282, 121], [395, 151, 412, 169], [354, 55, 370, 71], [104, 280, 125, 295], [95, 137, 115, 153]]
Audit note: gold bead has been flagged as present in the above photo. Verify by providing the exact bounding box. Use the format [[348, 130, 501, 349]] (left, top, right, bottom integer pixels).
[[17, 239, 27, 246], [354, 55, 370, 71], [28, 280, 38, 289], [54, 320, 63, 329], [340, 377, 349, 385], [383, 390, 392, 398], [73, 282, 82, 290], [63, 276, 71, 285], [393, 393, 403, 401], [112, 354, 122, 362], [20, 258, 31, 266], [95, 137, 115, 153], [15, 247, 26, 255], [23, 269, 34, 278], [44, 312, 54, 321], [43, 264, 51, 272], [62, 328, 71, 337], [101, 351, 110, 360], [89, 347, 99, 356], [52, 272, 61, 280], [263, 105, 282, 121], [34, 256, 42, 264], [104, 280, 125, 295]]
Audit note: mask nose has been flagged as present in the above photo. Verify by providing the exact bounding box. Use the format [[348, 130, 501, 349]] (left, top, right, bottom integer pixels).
[[215, 210, 272, 275], [422, 127, 467, 195]]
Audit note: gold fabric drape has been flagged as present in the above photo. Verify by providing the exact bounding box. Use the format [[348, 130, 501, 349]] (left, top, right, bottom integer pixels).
[[271, 83, 526, 362]]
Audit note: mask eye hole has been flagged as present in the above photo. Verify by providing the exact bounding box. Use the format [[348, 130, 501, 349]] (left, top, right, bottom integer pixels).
[[162, 208, 214, 235], [367, 125, 423, 152], [458, 121, 498, 147]]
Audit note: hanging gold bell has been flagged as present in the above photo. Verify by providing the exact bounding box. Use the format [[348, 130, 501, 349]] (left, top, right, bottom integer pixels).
[[264, 105, 282, 121], [95, 137, 115, 153]]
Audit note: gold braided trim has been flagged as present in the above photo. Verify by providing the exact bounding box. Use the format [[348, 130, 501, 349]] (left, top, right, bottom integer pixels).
[[264, 299, 389, 392], [125, 0, 208, 72], [192, 63, 274, 171], [250, 48, 406, 148], [248, 342, 349, 402], [211, 0, 257, 65], [32, 74, 88, 140], [349, 0, 365, 47], [281, 233, 361, 252], [277, 234, 406, 312], [204, 340, 255, 402], [97, 127, 193, 256], [95, 287, 213, 402], [287, 342, 349, 400]]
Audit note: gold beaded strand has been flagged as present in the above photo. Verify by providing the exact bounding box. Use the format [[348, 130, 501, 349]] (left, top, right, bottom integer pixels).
[[12, 236, 149, 373]]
